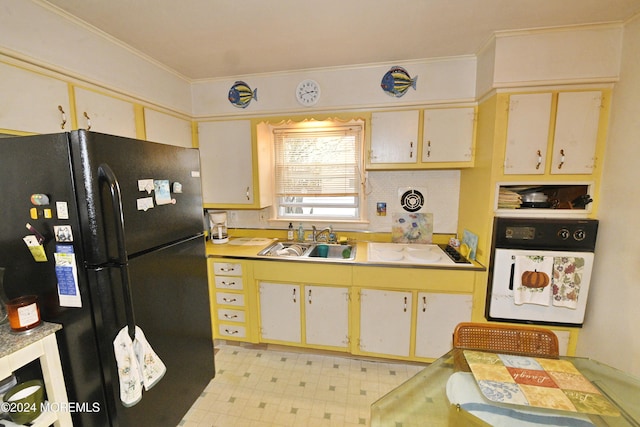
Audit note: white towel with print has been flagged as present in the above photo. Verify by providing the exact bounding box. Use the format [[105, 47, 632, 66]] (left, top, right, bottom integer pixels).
[[513, 255, 553, 306], [552, 256, 585, 309], [113, 326, 166, 407]]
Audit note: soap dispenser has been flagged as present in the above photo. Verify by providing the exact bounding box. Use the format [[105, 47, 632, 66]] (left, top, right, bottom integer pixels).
[[287, 223, 294, 241]]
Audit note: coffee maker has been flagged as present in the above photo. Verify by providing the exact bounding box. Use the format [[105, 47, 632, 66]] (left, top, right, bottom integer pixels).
[[208, 211, 229, 244]]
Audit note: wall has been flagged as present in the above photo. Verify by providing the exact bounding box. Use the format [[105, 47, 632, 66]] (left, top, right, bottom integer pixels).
[[225, 170, 461, 234], [576, 15, 640, 377], [0, 0, 192, 114]]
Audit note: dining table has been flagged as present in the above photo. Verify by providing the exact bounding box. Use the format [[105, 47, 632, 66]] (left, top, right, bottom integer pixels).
[[370, 349, 640, 426]]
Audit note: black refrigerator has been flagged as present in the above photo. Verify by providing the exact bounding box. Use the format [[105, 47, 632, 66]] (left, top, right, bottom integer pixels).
[[0, 130, 214, 426]]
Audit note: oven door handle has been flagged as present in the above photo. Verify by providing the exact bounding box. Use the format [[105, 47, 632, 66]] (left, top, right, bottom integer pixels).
[[509, 256, 516, 291]]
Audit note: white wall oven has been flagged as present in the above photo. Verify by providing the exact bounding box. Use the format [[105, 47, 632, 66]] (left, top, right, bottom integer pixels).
[[486, 217, 598, 327]]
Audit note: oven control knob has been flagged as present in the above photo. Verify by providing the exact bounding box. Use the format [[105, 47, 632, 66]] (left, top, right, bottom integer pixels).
[[558, 228, 570, 240], [574, 229, 587, 241]]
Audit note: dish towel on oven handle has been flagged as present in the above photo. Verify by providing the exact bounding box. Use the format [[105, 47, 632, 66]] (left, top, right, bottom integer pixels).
[[113, 325, 167, 407], [552, 257, 585, 309], [513, 255, 553, 306]]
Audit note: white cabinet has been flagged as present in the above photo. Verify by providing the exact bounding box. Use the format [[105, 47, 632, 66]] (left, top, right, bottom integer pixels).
[[359, 289, 412, 357], [305, 285, 349, 348], [504, 93, 553, 174], [414, 293, 473, 359], [258, 282, 349, 349], [504, 91, 603, 175], [422, 107, 475, 163], [550, 91, 602, 174], [259, 282, 301, 343], [144, 108, 193, 147], [73, 87, 137, 138], [198, 120, 272, 208], [209, 260, 250, 340], [370, 110, 419, 164], [0, 62, 70, 134]]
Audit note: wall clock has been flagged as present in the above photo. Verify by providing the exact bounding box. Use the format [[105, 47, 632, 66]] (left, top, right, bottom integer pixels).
[[295, 79, 320, 106]]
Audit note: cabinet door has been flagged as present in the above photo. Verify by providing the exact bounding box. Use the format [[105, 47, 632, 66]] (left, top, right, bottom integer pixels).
[[415, 293, 472, 359], [259, 282, 301, 343], [198, 120, 255, 205], [0, 62, 70, 134], [370, 111, 419, 164], [359, 289, 411, 357], [504, 93, 552, 174], [422, 108, 475, 162], [144, 108, 193, 147], [551, 91, 602, 174], [74, 87, 137, 138], [305, 285, 349, 348]]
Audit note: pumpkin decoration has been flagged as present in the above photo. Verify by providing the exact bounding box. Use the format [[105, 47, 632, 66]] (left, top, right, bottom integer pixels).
[[521, 270, 550, 289]]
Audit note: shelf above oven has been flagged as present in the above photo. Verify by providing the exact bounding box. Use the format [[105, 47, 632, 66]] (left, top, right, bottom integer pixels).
[[494, 182, 594, 218]]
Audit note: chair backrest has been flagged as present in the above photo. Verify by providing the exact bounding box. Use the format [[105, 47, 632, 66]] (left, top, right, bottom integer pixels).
[[453, 322, 559, 358]]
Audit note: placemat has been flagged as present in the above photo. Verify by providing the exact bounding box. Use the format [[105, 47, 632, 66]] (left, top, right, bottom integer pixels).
[[464, 350, 620, 416]]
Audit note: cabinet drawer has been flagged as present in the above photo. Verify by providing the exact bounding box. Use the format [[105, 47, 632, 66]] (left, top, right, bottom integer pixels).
[[213, 262, 243, 276], [217, 308, 245, 323], [216, 292, 245, 307], [218, 324, 246, 338], [214, 276, 244, 290]]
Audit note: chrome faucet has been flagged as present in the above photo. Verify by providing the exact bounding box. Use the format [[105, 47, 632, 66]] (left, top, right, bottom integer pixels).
[[312, 225, 333, 242]]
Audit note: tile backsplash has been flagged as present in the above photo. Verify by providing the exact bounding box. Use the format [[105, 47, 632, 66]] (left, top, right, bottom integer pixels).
[[219, 170, 460, 234]]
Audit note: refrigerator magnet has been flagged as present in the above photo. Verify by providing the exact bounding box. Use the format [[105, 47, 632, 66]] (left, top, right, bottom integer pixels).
[[23, 235, 47, 262], [153, 180, 172, 205], [137, 197, 154, 212]]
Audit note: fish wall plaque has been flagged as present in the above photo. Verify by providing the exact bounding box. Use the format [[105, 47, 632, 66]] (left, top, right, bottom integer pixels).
[[228, 81, 257, 108], [380, 66, 418, 97]]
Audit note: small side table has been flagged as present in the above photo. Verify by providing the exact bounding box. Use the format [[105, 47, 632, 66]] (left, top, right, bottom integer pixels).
[[0, 321, 72, 427]]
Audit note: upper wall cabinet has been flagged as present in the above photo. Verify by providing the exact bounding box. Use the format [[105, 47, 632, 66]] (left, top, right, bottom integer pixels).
[[422, 107, 475, 163], [367, 108, 475, 170], [0, 62, 70, 134], [369, 110, 419, 165], [504, 91, 603, 175], [198, 120, 272, 208], [144, 108, 193, 147], [73, 87, 137, 138]]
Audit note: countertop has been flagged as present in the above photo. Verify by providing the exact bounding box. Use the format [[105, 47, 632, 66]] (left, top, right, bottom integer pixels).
[[206, 237, 485, 271], [0, 321, 61, 358]]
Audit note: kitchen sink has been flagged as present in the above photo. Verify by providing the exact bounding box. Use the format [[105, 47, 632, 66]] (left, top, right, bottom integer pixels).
[[257, 241, 356, 261]]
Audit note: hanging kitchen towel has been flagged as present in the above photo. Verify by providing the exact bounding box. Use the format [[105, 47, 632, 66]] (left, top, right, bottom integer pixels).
[[552, 257, 585, 309], [513, 255, 553, 306], [113, 327, 143, 407], [133, 325, 166, 390]]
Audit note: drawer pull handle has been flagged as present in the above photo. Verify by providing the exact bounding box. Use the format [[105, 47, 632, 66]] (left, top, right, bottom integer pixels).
[[224, 328, 239, 335], [308, 289, 312, 304], [292, 288, 297, 303], [558, 149, 565, 169], [426, 140, 431, 158], [246, 186, 250, 200], [222, 297, 237, 303], [422, 296, 427, 312], [58, 105, 67, 129], [83, 111, 92, 130], [536, 150, 542, 170], [222, 281, 236, 287], [220, 267, 235, 272], [223, 314, 238, 319], [403, 296, 408, 312]]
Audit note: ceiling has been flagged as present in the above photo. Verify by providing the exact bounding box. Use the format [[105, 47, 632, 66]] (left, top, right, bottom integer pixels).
[[44, 0, 640, 81]]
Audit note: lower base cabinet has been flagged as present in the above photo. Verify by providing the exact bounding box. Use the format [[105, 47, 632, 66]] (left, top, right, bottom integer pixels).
[[358, 289, 412, 357], [415, 293, 473, 358], [258, 282, 350, 350]]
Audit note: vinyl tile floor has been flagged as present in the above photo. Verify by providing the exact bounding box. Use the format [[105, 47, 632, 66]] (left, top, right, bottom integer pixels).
[[178, 342, 426, 427]]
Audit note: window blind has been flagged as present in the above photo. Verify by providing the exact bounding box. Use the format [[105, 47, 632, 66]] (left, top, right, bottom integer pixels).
[[274, 125, 363, 198]]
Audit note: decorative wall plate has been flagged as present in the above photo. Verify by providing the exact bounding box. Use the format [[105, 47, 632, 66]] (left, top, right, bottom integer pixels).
[[228, 81, 257, 108], [381, 66, 418, 97]]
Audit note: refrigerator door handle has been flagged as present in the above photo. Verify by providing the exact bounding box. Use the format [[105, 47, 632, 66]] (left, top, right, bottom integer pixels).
[[98, 163, 136, 341]]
